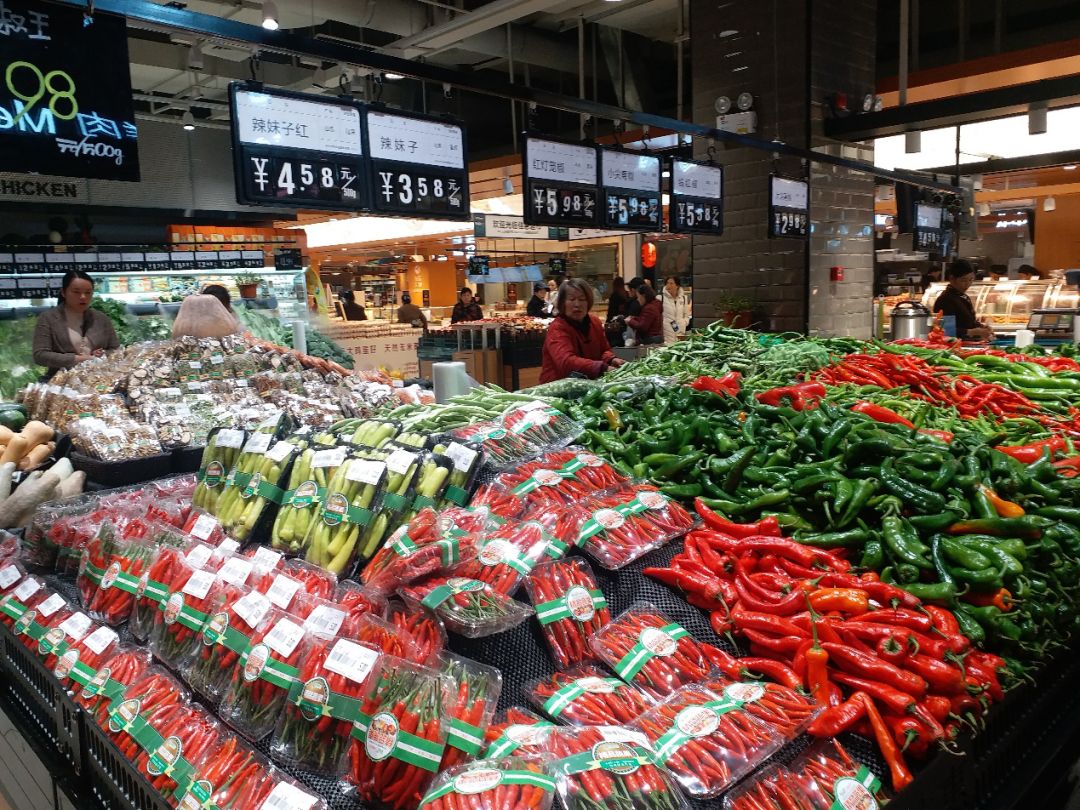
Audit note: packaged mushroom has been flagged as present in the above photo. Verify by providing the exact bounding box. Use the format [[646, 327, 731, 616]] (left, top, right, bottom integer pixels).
[[69, 415, 163, 461]]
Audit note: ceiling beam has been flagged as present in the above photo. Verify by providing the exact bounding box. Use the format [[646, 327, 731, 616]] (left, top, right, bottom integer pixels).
[[918, 149, 1080, 177], [978, 182, 1080, 201], [385, 0, 570, 57]]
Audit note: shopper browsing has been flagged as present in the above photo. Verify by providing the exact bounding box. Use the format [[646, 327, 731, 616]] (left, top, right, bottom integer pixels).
[[527, 284, 555, 318], [397, 293, 428, 331], [340, 290, 368, 321], [661, 276, 690, 343], [202, 284, 242, 332], [540, 279, 626, 382], [32, 269, 119, 379], [171, 294, 242, 339], [451, 287, 483, 323], [933, 259, 993, 341], [625, 283, 664, 345]]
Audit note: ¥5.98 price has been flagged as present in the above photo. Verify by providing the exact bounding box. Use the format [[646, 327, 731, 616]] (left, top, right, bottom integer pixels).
[[5, 60, 77, 124]]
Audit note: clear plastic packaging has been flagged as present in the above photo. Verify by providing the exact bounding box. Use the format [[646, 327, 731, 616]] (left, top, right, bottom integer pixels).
[[500, 400, 583, 451], [181, 510, 228, 547], [271, 632, 382, 774], [400, 576, 533, 638], [336, 577, 389, 621], [129, 704, 223, 805], [355, 446, 423, 563], [76, 645, 152, 715], [428, 442, 481, 509], [192, 427, 247, 514], [0, 560, 25, 595], [249, 770, 329, 810], [723, 765, 818, 810], [39, 609, 97, 674], [148, 549, 228, 674], [589, 602, 712, 700], [525, 664, 653, 726], [360, 507, 482, 595], [131, 543, 210, 643], [349, 611, 418, 660], [630, 684, 784, 798], [788, 738, 890, 809], [271, 443, 346, 554], [343, 418, 401, 448], [189, 584, 277, 703], [302, 453, 389, 576], [546, 726, 686, 810], [388, 599, 446, 665], [447, 520, 550, 597], [173, 731, 279, 810], [12, 591, 73, 657], [0, 574, 48, 629], [419, 756, 557, 810], [447, 423, 537, 471], [703, 676, 822, 740], [216, 433, 300, 541], [438, 651, 502, 769], [571, 486, 696, 569], [525, 557, 610, 670], [49, 622, 120, 692], [482, 707, 555, 759], [344, 654, 455, 809]]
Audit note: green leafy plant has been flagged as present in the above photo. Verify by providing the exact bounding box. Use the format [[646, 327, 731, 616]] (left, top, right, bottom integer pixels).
[[0, 316, 45, 398], [234, 272, 262, 286], [714, 294, 752, 314]]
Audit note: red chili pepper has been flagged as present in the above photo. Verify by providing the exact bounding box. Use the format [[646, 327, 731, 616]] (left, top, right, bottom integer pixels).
[[855, 692, 914, 791], [821, 642, 927, 698], [850, 401, 915, 427]]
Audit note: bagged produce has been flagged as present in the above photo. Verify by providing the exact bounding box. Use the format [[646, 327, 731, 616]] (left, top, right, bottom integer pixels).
[[388, 599, 445, 665], [192, 428, 246, 514], [482, 706, 555, 758], [189, 584, 276, 703], [303, 453, 388, 575], [148, 550, 228, 673], [216, 433, 300, 541], [361, 507, 483, 595], [525, 557, 609, 669], [525, 664, 653, 726], [419, 756, 557, 810], [703, 677, 821, 740], [272, 444, 346, 554], [447, 520, 550, 596], [400, 576, 533, 638], [76, 645, 152, 715], [571, 486, 695, 569], [788, 739, 889, 808], [49, 622, 120, 692], [723, 766, 817, 810], [448, 423, 536, 471], [437, 651, 502, 769]]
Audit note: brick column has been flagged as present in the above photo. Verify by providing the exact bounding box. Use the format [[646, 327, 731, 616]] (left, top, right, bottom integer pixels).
[[690, 0, 876, 337]]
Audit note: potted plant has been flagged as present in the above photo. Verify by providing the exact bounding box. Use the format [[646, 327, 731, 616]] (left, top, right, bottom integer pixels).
[[234, 272, 261, 300], [714, 294, 753, 329]]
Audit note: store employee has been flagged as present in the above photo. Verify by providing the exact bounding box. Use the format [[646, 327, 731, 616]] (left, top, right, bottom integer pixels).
[[527, 284, 554, 318], [933, 259, 992, 341]]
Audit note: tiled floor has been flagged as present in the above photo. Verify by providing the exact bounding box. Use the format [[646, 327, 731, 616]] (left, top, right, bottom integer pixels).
[[0, 704, 59, 810]]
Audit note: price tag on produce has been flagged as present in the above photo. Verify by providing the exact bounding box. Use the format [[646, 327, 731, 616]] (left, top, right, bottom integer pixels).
[[183, 570, 216, 600], [346, 459, 386, 486], [312, 447, 347, 468], [264, 617, 305, 657], [188, 514, 219, 542], [266, 574, 303, 609], [83, 626, 118, 655], [37, 594, 66, 617], [244, 432, 273, 455], [323, 638, 380, 684], [445, 442, 478, 472], [58, 611, 92, 641], [0, 566, 20, 589], [303, 605, 345, 638], [259, 781, 319, 810], [216, 429, 246, 449], [233, 591, 272, 629]]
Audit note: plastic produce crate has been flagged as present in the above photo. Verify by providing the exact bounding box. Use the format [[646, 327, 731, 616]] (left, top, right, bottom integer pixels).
[[81, 713, 172, 810]]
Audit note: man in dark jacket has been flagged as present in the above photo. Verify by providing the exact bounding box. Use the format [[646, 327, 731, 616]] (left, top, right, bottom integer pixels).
[[526, 284, 554, 318]]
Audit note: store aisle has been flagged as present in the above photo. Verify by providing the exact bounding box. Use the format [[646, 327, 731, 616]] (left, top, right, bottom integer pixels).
[[0, 705, 60, 810]]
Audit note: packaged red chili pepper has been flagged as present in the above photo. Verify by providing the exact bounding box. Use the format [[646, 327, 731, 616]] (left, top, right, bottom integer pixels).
[[589, 602, 713, 700], [248, 773, 328, 810], [361, 507, 483, 595], [788, 738, 890, 809], [350, 611, 419, 660], [703, 677, 822, 740], [438, 651, 502, 769], [571, 486, 696, 569], [124, 703, 223, 805], [271, 633, 382, 774], [190, 585, 277, 703], [336, 579, 389, 622], [182, 511, 228, 548], [525, 557, 610, 669], [400, 576, 533, 638], [173, 731, 277, 810], [50, 622, 120, 692], [76, 645, 152, 714], [39, 609, 96, 671], [722, 765, 817, 810], [500, 401, 583, 451], [447, 520, 550, 596], [546, 725, 686, 810], [419, 755, 557, 810], [525, 664, 653, 726], [0, 559, 25, 595], [448, 422, 538, 471], [218, 613, 308, 743], [11, 592, 73, 656], [0, 574, 47, 629], [346, 654, 455, 810], [94, 666, 186, 743], [630, 684, 783, 798], [0, 530, 18, 565], [149, 552, 228, 674], [388, 599, 446, 665], [131, 544, 206, 643], [254, 558, 337, 614], [482, 707, 555, 758]]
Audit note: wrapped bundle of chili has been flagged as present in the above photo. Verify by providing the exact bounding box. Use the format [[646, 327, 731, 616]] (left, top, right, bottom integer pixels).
[[361, 507, 481, 595], [303, 455, 389, 576], [447, 521, 551, 597], [337, 579, 389, 622], [525, 665, 653, 726], [272, 444, 347, 554], [438, 651, 502, 769], [50, 623, 120, 692], [546, 726, 685, 810], [131, 544, 210, 643], [193, 427, 246, 514], [788, 739, 890, 808], [190, 585, 276, 703], [590, 603, 712, 700], [428, 443, 481, 510], [174, 732, 274, 810], [271, 633, 381, 773], [76, 645, 151, 714], [256, 559, 337, 614], [388, 599, 446, 665], [350, 612, 418, 660], [722, 766, 817, 810], [0, 574, 47, 629], [702, 678, 821, 740], [572, 487, 695, 570], [94, 667, 184, 742], [149, 552, 228, 673], [38, 609, 95, 671], [525, 557, 609, 669], [400, 576, 533, 638], [182, 510, 228, 548], [500, 401, 582, 450], [448, 422, 535, 470], [419, 756, 557, 810], [218, 614, 307, 742], [346, 655, 454, 810], [13, 595, 76, 659], [482, 707, 555, 758], [240, 546, 286, 593], [123, 703, 223, 806], [629, 684, 783, 798]]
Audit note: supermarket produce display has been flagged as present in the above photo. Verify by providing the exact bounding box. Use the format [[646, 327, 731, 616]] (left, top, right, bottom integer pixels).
[[5, 325, 1080, 810]]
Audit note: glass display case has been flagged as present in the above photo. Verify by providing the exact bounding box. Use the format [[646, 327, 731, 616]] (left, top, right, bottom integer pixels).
[[919, 280, 1058, 333]]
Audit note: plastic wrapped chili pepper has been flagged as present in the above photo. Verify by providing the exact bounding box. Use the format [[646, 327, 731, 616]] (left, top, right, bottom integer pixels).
[[173, 731, 274, 810], [448, 521, 550, 596], [39, 609, 95, 672], [526, 664, 653, 726], [448, 423, 537, 470], [76, 645, 152, 715], [788, 739, 890, 808], [10, 590, 70, 653], [388, 599, 446, 665], [419, 755, 557, 810], [630, 684, 784, 798], [351, 612, 418, 660], [131, 544, 208, 643], [149, 553, 228, 674], [50, 623, 120, 692], [400, 576, 533, 638], [722, 765, 817, 810], [361, 507, 482, 595], [182, 510, 228, 548], [303, 454, 389, 576], [218, 613, 307, 743], [546, 725, 685, 810], [482, 707, 555, 758], [500, 401, 582, 451], [94, 667, 185, 745], [250, 774, 328, 810], [190, 585, 276, 703], [0, 574, 47, 629], [346, 655, 454, 810], [271, 633, 381, 774], [590, 602, 713, 700], [572, 487, 696, 569], [255, 559, 337, 614], [127, 704, 223, 806], [438, 651, 502, 769], [337, 580, 390, 623], [703, 677, 822, 740], [525, 557, 609, 669]]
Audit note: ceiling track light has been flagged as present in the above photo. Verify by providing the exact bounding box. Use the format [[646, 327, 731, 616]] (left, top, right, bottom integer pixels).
[[502, 175, 514, 195], [181, 110, 195, 131], [1044, 196, 1056, 212], [261, 0, 279, 31], [187, 40, 204, 71], [1029, 102, 1048, 135]]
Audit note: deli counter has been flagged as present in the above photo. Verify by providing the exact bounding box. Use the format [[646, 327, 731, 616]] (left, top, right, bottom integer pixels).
[[918, 279, 1079, 334]]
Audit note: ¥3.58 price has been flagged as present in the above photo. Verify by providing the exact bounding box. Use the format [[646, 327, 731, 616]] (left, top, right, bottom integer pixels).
[[5, 60, 77, 124]]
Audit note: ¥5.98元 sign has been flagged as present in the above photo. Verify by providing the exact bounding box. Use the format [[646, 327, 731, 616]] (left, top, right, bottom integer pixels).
[[0, 1, 139, 180]]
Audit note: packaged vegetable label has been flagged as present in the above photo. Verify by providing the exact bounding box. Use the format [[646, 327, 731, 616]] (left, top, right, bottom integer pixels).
[[53, 649, 79, 680], [185, 544, 213, 569], [324, 639, 379, 684], [267, 441, 295, 464], [653, 699, 743, 762], [297, 676, 331, 721], [445, 442, 478, 472], [674, 705, 721, 737], [108, 698, 141, 733], [579, 676, 618, 693], [640, 626, 678, 656], [0, 565, 20, 589], [831, 767, 880, 810], [37, 593, 65, 617], [364, 711, 399, 762], [217, 557, 253, 586], [723, 682, 765, 705], [578, 454, 604, 468], [347, 459, 386, 486], [243, 644, 270, 682], [386, 448, 418, 475], [506, 723, 552, 746], [203, 461, 225, 488], [266, 574, 302, 609], [177, 780, 213, 810], [533, 469, 562, 487], [322, 493, 349, 526], [189, 514, 219, 542], [264, 617, 304, 657], [566, 586, 599, 621], [637, 491, 668, 511], [421, 577, 486, 610], [82, 665, 110, 699], [83, 626, 118, 655], [244, 432, 273, 455], [242, 472, 264, 500], [253, 546, 283, 569], [234, 591, 271, 628], [100, 562, 121, 590], [614, 622, 689, 681], [543, 676, 620, 717], [58, 611, 92, 641], [303, 605, 345, 638], [203, 612, 229, 646], [13, 609, 36, 636], [216, 429, 245, 449], [163, 593, 185, 625], [290, 481, 319, 508], [146, 735, 183, 776], [13, 579, 40, 602], [218, 538, 241, 557], [183, 570, 216, 599], [312, 447, 347, 468], [260, 781, 319, 810], [593, 509, 625, 530], [39, 627, 66, 654], [592, 741, 643, 775], [453, 769, 502, 794]]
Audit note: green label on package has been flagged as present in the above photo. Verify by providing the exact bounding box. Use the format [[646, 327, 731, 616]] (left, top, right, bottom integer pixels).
[[613, 622, 689, 681]]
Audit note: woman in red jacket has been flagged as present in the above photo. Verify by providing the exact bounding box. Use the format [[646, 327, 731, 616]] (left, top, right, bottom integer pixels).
[[540, 279, 627, 383], [626, 283, 663, 344]]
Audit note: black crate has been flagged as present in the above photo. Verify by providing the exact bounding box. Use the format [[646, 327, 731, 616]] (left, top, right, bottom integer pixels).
[[171, 445, 205, 475], [81, 712, 171, 810], [71, 452, 175, 488]]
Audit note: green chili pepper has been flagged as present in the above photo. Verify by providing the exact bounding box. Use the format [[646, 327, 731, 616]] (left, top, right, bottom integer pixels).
[[882, 515, 932, 569], [860, 539, 884, 570], [794, 527, 869, 548], [939, 537, 992, 570], [881, 459, 946, 513], [900, 582, 958, 601]]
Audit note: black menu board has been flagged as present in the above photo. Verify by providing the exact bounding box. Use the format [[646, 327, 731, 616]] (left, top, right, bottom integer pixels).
[[599, 148, 662, 231], [769, 175, 810, 239], [365, 108, 469, 220], [669, 159, 724, 235], [913, 203, 946, 253], [523, 137, 599, 228], [230, 83, 367, 211]]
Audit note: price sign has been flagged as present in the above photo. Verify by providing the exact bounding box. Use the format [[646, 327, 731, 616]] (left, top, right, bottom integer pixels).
[[0, 1, 139, 180], [366, 108, 468, 220], [599, 148, 662, 231], [229, 83, 367, 212], [523, 136, 599, 227], [669, 159, 724, 236], [769, 175, 809, 239], [913, 203, 945, 253]]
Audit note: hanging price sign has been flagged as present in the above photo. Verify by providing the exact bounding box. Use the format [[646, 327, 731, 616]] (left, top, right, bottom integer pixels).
[[523, 136, 599, 228], [599, 148, 662, 231], [913, 202, 945, 253], [365, 108, 469, 220], [229, 83, 367, 211], [768, 175, 809, 239], [669, 159, 724, 235], [0, 1, 139, 180]]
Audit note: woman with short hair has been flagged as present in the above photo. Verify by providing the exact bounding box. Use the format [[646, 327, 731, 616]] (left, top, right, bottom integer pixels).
[[539, 279, 626, 383]]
